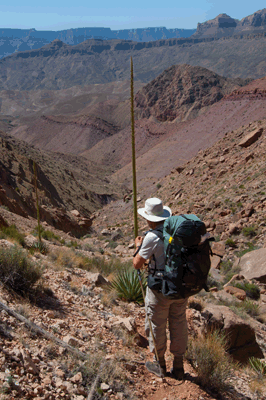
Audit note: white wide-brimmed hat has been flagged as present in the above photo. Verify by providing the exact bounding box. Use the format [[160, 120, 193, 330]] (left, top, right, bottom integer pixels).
[[137, 198, 172, 222]]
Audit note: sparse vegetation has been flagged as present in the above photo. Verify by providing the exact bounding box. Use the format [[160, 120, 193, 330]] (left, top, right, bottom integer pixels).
[[186, 330, 235, 392], [0, 224, 25, 247], [0, 246, 43, 295], [234, 281, 260, 300], [225, 238, 237, 248], [109, 268, 146, 304], [242, 225, 257, 238]]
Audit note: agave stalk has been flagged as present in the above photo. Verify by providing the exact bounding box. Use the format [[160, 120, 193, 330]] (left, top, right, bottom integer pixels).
[[33, 161, 42, 243], [130, 56, 138, 239]]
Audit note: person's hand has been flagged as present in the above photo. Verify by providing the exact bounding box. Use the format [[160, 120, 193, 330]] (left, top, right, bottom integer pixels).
[[135, 236, 143, 248]]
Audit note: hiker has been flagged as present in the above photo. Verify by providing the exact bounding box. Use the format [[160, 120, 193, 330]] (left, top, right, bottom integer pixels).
[[133, 197, 188, 379]]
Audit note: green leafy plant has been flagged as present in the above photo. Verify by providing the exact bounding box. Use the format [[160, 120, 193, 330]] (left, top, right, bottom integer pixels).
[[0, 246, 43, 295], [156, 183, 162, 189], [109, 268, 146, 304], [186, 330, 235, 392], [30, 241, 48, 255]]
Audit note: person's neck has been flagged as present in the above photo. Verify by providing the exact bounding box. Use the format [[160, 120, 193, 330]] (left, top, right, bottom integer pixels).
[[148, 221, 163, 230]]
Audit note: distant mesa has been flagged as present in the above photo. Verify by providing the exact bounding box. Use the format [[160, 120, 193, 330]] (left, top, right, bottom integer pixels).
[[193, 8, 266, 38]]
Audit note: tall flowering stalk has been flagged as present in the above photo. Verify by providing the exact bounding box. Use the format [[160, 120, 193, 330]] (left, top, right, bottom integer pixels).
[[130, 56, 138, 239]]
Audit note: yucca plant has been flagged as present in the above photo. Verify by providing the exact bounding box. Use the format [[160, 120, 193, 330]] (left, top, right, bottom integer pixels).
[[249, 357, 266, 377], [109, 268, 147, 304]]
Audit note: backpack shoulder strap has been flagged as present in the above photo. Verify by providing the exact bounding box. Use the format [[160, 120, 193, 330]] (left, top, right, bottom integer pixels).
[[151, 226, 163, 241]]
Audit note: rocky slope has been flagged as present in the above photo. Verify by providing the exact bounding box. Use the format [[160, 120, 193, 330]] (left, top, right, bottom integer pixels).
[[0, 131, 126, 235], [0, 119, 266, 399], [134, 64, 248, 121]]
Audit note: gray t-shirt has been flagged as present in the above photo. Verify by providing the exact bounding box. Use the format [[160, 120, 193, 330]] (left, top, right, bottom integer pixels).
[[138, 224, 164, 270]]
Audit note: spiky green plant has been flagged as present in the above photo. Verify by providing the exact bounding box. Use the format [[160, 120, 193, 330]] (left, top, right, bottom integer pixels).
[[130, 56, 138, 239], [109, 268, 146, 304], [249, 357, 266, 377]]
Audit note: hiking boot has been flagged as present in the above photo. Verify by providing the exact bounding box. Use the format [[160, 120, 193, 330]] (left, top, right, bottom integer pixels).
[[145, 361, 166, 377], [170, 367, 184, 380]]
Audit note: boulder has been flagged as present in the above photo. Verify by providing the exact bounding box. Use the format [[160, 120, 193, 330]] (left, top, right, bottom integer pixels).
[[211, 241, 225, 257], [85, 272, 108, 286], [238, 248, 266, 283], [108, 316, 136, 333], [210, 255, 221, 269], [224, 285, 246, 300], [202, 305, 263, 362], [238, 128, 263, 148]]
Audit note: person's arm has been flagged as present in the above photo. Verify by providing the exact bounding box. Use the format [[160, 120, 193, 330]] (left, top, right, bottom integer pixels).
[[133, 236, 146, 270]]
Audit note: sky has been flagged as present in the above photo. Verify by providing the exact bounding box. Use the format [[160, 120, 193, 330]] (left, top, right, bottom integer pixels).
[[0, 1, 265, 31]]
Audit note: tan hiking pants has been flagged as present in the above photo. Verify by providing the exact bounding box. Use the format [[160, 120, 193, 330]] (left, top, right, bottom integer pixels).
[[145, 287, 188, 360]]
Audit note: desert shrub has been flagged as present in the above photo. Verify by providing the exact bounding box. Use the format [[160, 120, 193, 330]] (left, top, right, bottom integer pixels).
[[230, 299, 260, 318], [186, 330, 235, 392], [225, 238, 237, 248], [107, 240, 118, 249], [242, 225, 257, 238], [32, 226, 60, 241], [156, 183, 162, 189], [234, 282, 260, 300], [0, 246, 43, 294], [109, 268, 146, 304], [0, 224, 25, 247]]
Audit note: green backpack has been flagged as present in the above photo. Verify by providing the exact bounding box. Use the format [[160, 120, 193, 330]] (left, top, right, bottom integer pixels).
[[148, 214, 213, 299], [162, 214, 212, 299]]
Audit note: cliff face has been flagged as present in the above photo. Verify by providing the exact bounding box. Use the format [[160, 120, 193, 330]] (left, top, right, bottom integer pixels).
[[0, 26, 196, 59]]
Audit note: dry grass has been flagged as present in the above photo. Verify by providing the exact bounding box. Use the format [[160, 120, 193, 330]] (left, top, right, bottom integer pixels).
[[186, 330, 236, 392]]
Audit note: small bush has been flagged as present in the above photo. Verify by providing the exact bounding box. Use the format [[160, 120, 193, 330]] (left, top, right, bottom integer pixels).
[[225, 238, 237, 248], [234, 282, 260, 300], [32, 226, 60, 242], [109, 268, 146, 304], [0, 246, 43, 294], [186, 330, 235, 392], [156, 183, 162, 189], [0, 224, 25, 247], [242, 226, 257, 238]]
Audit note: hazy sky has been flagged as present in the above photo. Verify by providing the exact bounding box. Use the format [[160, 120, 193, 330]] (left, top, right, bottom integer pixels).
[[1, 1, 265, 31]]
